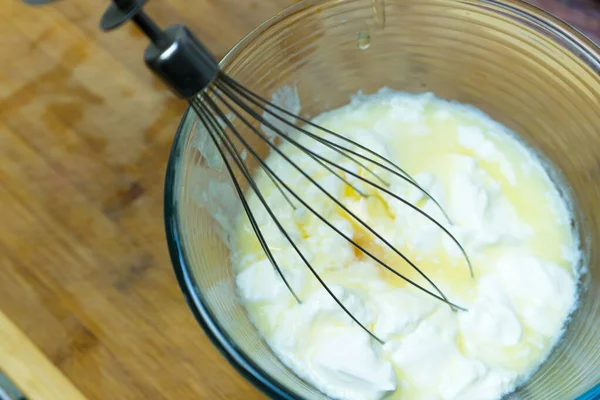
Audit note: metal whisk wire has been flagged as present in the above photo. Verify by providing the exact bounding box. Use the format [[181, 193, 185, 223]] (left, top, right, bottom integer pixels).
[[191, 78, 473, 343], [100, 0, 472, 344], [216, 74, 472, 274]]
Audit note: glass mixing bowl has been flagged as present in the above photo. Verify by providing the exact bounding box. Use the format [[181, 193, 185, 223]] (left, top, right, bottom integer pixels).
[[164, 0, 600, 398]]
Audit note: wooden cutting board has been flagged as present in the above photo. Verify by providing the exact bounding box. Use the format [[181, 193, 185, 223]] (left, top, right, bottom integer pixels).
[[0, 0, 293, 398], [0, 0, 599, 399]]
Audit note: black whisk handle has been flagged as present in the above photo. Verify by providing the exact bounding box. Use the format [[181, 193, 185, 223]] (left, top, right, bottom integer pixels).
[[101, 0, 219, 99], [100, 0, 146, 31], [144, 25, 219, 99]]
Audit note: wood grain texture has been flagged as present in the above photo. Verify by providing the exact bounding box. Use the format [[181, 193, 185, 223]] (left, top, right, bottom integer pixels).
[[0, 0, 599, 399], [0, 310, 87, 400], [0, 0, 294, 398]]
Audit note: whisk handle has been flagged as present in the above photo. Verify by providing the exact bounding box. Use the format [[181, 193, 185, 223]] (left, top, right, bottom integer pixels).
[[144, 25, 219, 99], [101, 0, 219, 99]]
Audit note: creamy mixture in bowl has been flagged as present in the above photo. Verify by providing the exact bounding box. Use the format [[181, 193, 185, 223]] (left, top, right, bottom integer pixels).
[[231, 89, 580, 400]]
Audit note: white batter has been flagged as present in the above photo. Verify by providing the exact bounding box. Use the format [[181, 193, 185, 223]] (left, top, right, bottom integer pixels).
[[231, 89, 580, 400]]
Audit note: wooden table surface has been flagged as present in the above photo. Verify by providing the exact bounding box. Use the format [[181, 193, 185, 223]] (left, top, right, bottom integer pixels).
[[1, 0, 600, 399]]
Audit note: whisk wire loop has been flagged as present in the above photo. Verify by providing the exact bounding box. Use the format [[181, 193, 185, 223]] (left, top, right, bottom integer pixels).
[[201, 85, 468, 314], [217, 76, 473, 278]]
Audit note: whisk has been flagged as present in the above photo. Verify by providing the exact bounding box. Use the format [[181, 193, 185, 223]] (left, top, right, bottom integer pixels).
[[101, 0, 472, 344]]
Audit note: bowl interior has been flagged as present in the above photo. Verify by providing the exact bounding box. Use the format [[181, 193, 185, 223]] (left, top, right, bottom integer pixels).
[[166, 0, 600, 398]]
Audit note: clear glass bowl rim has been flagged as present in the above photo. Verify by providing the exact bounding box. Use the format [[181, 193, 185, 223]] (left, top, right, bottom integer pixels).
[[164, 0, 600, 398]]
